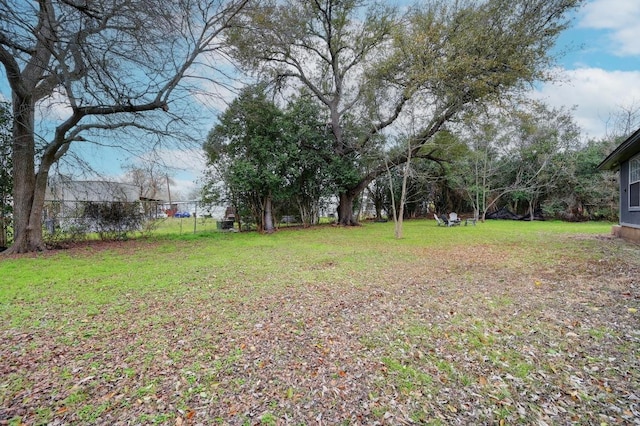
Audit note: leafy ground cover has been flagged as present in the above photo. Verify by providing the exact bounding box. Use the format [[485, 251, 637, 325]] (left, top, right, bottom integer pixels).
[[1, 220, 639, 425]]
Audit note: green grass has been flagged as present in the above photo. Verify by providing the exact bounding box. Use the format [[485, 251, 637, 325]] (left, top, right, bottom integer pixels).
[[1, 218, 635, 425], [381, 356, 434, 393], [0, 218, 618, 335]]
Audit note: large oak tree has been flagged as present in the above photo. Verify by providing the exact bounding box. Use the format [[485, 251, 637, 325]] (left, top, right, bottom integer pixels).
[[227, 0, 583, 225], [0, 0, 249, 253]]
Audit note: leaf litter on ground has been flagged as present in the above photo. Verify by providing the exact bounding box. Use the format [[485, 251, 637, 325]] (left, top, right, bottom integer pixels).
[[0, 226, 639, 425]]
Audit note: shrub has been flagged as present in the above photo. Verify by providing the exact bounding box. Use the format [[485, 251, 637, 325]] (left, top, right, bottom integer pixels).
[[82, 201, 144, 240]]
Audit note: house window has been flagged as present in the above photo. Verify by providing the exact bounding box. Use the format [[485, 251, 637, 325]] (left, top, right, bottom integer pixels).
[[631, 155, 640, 209]]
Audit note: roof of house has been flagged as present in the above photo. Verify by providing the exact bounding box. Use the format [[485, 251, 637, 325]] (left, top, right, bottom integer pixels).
[[598, 127, 640, 171], [46, 179, 140, 202]]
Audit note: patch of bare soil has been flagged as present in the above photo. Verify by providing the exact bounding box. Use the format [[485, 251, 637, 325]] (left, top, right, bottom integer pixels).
[[1, 238, 164, 260], [1, 235, 639, 425]]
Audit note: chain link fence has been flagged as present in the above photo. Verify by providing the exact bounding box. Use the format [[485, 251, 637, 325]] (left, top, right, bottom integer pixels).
[[41, 199, 244, 239]]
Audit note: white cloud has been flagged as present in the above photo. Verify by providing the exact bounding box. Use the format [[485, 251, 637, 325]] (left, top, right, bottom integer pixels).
[[168, 177, 199, 199], [532, 67, 640, 139], [35, 88, 73, 121], [155, 148, 207, 197], [579, 0, 640, 56], [157, 147, 207, 171]]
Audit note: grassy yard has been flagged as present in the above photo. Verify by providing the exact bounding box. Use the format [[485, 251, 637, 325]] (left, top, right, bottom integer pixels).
[[1, 220, 638, 425]]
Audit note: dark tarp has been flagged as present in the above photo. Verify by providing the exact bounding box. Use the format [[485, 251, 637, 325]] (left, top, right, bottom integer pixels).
[[486, 206, 544, 221]]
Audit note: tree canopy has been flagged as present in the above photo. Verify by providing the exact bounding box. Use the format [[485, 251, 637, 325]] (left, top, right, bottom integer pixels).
[[227, 0, 584, 225], [204, 85, 288, 232], [203, 86, 337, 230]]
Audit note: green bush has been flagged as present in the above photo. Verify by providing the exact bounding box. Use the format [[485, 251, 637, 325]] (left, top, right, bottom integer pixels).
[[82, 201, 144, 240]]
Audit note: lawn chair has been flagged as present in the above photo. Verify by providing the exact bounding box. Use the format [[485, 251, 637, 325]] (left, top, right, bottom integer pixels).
[[434, 214, 446, 226], [439, 214, 454, 227], [448, 212, 461, 226]]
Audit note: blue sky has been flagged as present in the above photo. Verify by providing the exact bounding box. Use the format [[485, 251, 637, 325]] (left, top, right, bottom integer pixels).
[[2, 0, 640, 197], [535, 0, 640, 139]]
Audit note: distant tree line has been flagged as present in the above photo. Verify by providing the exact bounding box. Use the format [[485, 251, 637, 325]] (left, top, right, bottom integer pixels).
[[202, 85, 623, 228], [380, 121, 620, 222]]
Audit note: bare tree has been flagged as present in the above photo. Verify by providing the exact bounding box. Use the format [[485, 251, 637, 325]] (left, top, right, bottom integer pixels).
[[605, 100, 640, 141], [388, 143, 411, 239], [0, 0, 250, 253], [123, 163, 167, 201]]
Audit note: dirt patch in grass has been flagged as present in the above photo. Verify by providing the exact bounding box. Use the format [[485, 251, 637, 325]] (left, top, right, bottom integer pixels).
[[1, 238, 167, 261], [1, 231, 639, 425]]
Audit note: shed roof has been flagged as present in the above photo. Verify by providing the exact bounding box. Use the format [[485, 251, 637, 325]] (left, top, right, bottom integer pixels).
[[598, 127, 640, 171], [46, 179, 140, 202]]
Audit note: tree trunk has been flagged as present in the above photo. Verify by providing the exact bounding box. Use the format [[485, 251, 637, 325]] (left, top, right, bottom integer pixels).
[[7, 96, 45, 254], [297, 199, 317, 227], [374, 203, 383, 221], [0, 216, 5, 249], [387, 161, 398, 231], [0, 189, 8, 249], [529, 197, 538, 221], [337, 191, 357, 226], [263, 195, 275, 233], [395, 148, 411, 239]]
